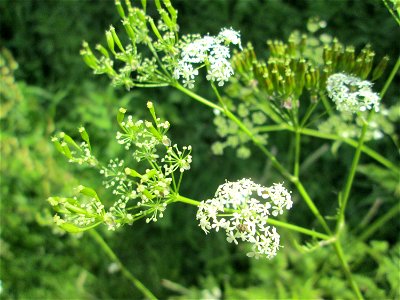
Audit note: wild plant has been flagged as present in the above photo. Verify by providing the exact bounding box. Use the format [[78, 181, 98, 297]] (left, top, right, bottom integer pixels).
[[49, 1, 400, 298]]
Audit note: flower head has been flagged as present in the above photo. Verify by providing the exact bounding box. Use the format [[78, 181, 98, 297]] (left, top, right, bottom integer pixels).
[[196, 178, 292, 259], [326, 73, 380, 113], [174, 27, 242, 88]]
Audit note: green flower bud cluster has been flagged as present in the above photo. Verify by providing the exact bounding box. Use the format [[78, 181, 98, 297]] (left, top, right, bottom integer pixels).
[[231, 36, 389, 109], [49, 102, 193, 232], [0, 48, 23, 119], [51, 128, 98, 167], [48, 186, 105, 233], [80, 0, 180, 90]]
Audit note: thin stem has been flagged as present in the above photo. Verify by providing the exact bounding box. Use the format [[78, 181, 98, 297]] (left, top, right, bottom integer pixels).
[[293, 129, 301, 178], [176, 171, 184, 191], [382, 0, 400, 26], [210, 80, 226, 109], [257, 125, 398, 174], [173, 83, 223, 112], [359, 202, 400, 242], [174, 195, 330, 240], [336, 118, 369, 234], [298, 128, 399, 174], [267, 218, 330, 240], [224, 109, 294, 180], [380, 55, 400, 98], [300, 101, 319, 127], [255, 124, 289, 132], [145, 31, 171, 80], [175, 194, 201, 206], [333, 241, 364, 300], [88, 230, 157, 300], [320, 93, 333, 116], [133, 82, 169, 88]]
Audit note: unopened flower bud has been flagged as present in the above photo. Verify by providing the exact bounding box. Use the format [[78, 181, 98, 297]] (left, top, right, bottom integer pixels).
[[372, 56, 389, 81], [105, 30, 115, 54]]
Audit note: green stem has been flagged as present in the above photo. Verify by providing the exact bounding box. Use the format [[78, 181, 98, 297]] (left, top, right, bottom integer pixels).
[[267, 218, 330, 240], [174, 195, 330, 240], [210, 79, 227, 109], [224, 109, 294, 180], [298, 128, 399, 174], [293, 128, 301, 178], [133, 82, 169, 88], [175, 194, 200, 206], [320, 93, 333, 116], [336, 119, 369, 234], [174, 84, 292, 179], [382, 0, 400, 26], [255, 124, 289, 132], [176, 85, 292, 179], [173, 83, 223, 112], [380, 55, 400, 98], [359, 202, 400, 242], [88, 230, 157, 300], [293, 179, 332, 235], [333, 241, 364, 300], [146, 37, 172, 81], [257, 125, 398, 173], [300, 101, 319, 127]]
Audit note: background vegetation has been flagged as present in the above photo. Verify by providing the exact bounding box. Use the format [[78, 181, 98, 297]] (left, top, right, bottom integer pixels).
[[1, 0, 399, 299]]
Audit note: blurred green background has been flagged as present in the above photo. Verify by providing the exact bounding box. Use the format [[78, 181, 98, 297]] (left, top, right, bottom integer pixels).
[[1, 0, 399, 299]]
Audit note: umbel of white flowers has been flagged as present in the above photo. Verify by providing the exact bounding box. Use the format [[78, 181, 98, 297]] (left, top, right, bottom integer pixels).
[[196, 178, 293, 259], [326, 73, 380, 113], [174, 27, 242, 89]]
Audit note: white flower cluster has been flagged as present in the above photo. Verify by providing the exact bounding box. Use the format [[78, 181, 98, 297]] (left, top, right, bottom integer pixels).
[[196, 179, 293, 259], [326, 73, 380, 113], [100, 158, 138, 205], [174, 28, 242, 88]]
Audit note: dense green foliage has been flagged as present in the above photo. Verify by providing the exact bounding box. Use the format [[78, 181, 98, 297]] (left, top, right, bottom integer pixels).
[[1, 0, 399, 299]]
